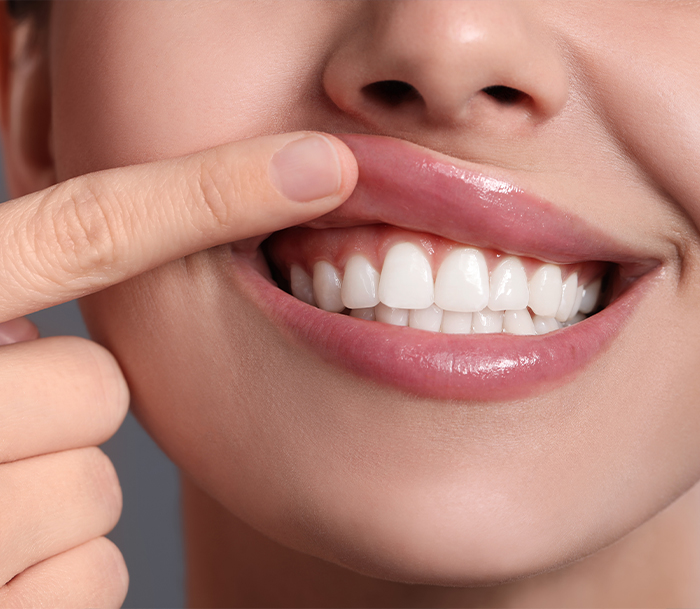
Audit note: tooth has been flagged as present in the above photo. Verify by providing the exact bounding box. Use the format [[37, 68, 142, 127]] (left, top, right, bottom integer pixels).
[[579, 277, 602, 314], [555, 272, 578, 322], [532, 315, 562, 335], [313, 261, 345, 312], [375, 303, 409, 326], [488, 257, 529, 311], [441, 311, 473, 334], [472, 308, 504, 334], [434, 248, 489, 312], [378, 242, 434, 309], [503, 309, 537, 335], [565, 312, 587, 325], [568, 284, 585, 320], [350, 307, 376, 321], [290, 264, 316, 306], [528, 264, 562, 317], [341, 255, 380, 309], [409, 304, 443, 332]]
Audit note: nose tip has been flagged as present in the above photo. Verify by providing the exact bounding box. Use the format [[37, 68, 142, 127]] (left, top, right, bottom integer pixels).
[[324, 0, 569, 130]]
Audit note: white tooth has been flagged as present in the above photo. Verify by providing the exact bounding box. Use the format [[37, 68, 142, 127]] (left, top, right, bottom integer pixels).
[[434, 248, 489, 312], [503, 309, 537, 335], [378, 242, 434, 309], [441, 311, 473, 334], [488, 257, 529, 311], [472, 308, 504, 334], [555, 272, 578, 322], [313, 261, 345, 312], [579, 277, 602, 314], [350, 307, 376, 321], [341, 255, 380, 309], [532, 315, 562, 335], [565, 312, 587, 325], [290, 264, 316, 306], [409, 304, 443, 333], [528, 264, 562, 317], [568, 284, 585, 320], [375, 303, 409, 326]]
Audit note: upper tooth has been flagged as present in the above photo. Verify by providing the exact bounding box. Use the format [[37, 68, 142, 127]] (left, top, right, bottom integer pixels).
[[341, 255, 380, 309], [409, 304, 443, 332], [528, 264, 562, 317], [488, 257, 529, 311], [568, 284, 585, 320], [290, 264, 316, 306], [434, 248, 489, 312], [579, 277, 602, 314], [503, 309, 537, 335], [555, 272, 578, 322], [313, 261, 345, 312], [378, 243, 434, 309], [375, 303, 409, 326]]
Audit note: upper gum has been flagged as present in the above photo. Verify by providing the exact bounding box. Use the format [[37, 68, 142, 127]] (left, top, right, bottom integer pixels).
[[268, 225, 607, 285]]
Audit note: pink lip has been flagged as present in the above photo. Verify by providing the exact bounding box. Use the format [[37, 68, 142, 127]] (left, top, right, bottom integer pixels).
[[232, 135, 657, 400]]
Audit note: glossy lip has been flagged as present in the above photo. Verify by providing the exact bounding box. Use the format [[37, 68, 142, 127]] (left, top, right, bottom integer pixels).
[[232, 134, 658, 400]]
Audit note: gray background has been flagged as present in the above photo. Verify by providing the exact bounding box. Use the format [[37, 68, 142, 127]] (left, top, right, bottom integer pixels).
[[1, 167, 185, 606]]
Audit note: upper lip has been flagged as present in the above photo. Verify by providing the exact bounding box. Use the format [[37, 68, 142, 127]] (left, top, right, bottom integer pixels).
[[300, 134, 653, 270]]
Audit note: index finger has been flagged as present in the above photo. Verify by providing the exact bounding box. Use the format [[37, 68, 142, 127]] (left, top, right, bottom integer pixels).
[[0, 132, 357, 321]]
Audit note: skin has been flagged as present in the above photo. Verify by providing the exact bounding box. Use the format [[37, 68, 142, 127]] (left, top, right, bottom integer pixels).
[[2, 0, 700, 606]]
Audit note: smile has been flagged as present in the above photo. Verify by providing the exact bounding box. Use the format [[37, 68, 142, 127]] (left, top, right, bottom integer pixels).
[[232, 135, 659, 401]]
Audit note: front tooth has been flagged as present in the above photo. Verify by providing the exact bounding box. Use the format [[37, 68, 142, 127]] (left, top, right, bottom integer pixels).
[[532, 315, 561, 334], [341, 255, 380, 309], [409, 304, 443, 332], [350, 307, 376, 321], [441, 311, 473, 334], [488, 257, 529, 311], [290, 264, 316, 306], [375, 303, 409, 326], [528, 264, 562, 317], [472, 308, 504, 334], [434, 248, 489, 312], [378, 243, 434, 309], [579, 277, 602, 314], [555, 272, 578, 322], [567, 284, 585, 320], [503, 309, 537, 335], [313, 261, 345, 312]]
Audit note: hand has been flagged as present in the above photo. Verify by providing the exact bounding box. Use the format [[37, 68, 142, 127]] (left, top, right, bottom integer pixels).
[[0, 132, 357, 608]]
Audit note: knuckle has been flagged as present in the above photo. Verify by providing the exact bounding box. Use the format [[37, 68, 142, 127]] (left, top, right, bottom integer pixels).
[[87, 537, 129, 608], [77, 447, 123, 527], [190, 151, 245, 230]]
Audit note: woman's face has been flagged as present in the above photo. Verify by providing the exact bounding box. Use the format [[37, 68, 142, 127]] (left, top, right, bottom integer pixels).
[[45, 0, 700, 583]]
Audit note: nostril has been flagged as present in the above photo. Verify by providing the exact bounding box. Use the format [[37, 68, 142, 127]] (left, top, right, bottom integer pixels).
[[362, 80, 422, 107], [481, 85, 526, 105]]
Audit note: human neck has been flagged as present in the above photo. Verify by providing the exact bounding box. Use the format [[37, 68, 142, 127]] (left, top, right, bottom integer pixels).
[[182, 476, 700, 608]]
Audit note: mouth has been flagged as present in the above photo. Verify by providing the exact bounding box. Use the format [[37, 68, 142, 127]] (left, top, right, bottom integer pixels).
[[231, 135, 658, 401]]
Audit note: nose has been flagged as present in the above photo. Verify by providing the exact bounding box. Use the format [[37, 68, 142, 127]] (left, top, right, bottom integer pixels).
[[324, 0, 569, 133]]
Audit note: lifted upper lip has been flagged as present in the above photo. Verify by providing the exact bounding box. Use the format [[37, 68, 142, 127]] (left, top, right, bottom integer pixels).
[[302, 134, 651, 268]]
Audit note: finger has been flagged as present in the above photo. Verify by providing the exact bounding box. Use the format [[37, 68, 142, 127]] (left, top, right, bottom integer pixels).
[[0, 537, 128, 609], [0, 336, 128, 464], [0, 447, 122, 586], [0, 317, 39, 346], [0, 132, 357, 321]]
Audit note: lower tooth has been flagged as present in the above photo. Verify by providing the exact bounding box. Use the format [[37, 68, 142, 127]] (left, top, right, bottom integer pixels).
[[350, 307, 376, 321], [472, 308, 504, 334], [503, 309, 537, 335], [375, 303, 409, 326], [533, 315, 562, 334], [409, 304, 443, 332], [441, 311, 473, 334]]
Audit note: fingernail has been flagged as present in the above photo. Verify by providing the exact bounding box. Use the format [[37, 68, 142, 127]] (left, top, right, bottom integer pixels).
[[270, 135, 342, 202], [0, 317, 39, 345]]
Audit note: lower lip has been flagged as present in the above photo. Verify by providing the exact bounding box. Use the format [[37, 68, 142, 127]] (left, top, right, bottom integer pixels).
[[232, 253, 652, 401]]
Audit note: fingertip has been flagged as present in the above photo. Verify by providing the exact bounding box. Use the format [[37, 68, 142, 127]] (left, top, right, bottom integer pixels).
[[0, 317, 39, 345]]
